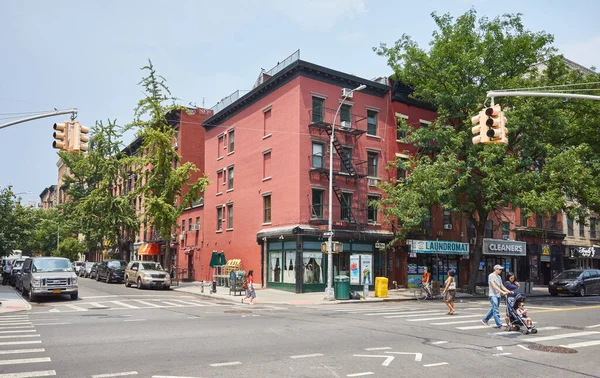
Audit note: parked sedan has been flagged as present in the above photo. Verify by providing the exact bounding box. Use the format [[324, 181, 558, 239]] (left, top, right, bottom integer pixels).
[[79, 262, 95, 278], [89, 263, 99, 279], [548, 269, 600, 297], [124, 261, 171, 290], [95, 260, 126, 283]]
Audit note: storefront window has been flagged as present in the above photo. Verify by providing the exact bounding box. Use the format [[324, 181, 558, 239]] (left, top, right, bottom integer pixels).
[[283, 251, 296, 284], [270, 252, 282, 282], [303, 252, 323, 284]]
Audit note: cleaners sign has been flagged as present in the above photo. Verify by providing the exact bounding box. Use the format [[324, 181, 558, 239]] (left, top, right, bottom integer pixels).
[[483, 239, 526, 256]]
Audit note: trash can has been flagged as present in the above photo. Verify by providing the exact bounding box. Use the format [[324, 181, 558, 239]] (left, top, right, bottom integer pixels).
[[334, 275, 350, 300], [375, 277, 388, 298]]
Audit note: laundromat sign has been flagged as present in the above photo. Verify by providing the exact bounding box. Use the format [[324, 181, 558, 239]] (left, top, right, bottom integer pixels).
[[483, 239, 526, 256], [407, 240, 469, 255]]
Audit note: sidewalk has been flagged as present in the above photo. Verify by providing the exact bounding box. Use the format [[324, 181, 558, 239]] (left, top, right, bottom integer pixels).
[[0, 284, 31, 314], [173, 282, 550, 306]]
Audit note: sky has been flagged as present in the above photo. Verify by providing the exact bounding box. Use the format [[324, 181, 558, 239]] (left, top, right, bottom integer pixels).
[[1, 0, 599, 205]]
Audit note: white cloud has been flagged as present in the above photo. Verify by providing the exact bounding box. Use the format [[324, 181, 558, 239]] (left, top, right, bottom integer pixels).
[[560, 35, 600, 71], [268, 0, 367, 31]]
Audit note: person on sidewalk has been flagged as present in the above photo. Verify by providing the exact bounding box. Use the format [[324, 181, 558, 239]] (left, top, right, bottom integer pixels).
[[481, 264, 512, 329], [442, 269, 456, 315], [2, 261, 12, 286], [242, 270, 256, 304]]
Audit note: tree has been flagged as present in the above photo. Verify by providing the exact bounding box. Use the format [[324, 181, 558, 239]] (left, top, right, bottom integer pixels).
[[127, 61, 209, 268], [375, 10, 600, 292], [53, 237, 86, 262], [0, 186, 19, 257]]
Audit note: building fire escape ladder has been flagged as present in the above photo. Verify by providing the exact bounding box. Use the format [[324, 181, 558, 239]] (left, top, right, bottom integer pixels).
[[325, 126, 357, 176], [325, 124, 355, 223], [330, 176, 354, 223]]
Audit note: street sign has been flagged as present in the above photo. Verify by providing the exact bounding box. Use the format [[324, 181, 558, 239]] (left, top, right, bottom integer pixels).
[[323, 231, 334, 237], [375, 242, 386, 249]]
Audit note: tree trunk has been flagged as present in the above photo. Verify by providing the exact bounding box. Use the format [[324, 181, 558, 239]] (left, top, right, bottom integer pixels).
[[467, 212, 489, 294]]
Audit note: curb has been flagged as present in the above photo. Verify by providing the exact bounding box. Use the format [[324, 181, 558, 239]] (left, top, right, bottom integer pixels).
[[0, 289, 32, 314]]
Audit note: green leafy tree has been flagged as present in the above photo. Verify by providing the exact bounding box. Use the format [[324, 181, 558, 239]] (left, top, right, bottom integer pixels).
[[127, 61, 209, 268], [375, 10, 600, 292], [0, 186, 19, 257], [53, 237, 86, 262]]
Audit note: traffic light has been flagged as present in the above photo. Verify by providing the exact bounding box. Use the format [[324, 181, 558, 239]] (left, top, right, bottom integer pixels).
[[70, 122, 89, 152], [471, 110, 489, 145], [485, 105, 505, 143], [52, 122, 69, 151]]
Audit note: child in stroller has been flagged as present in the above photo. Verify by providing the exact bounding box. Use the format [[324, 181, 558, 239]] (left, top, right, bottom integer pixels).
[[505, 293, 537, 334]]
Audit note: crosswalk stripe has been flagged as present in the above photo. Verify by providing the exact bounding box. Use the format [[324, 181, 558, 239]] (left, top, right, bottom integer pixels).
[[0, 335, 40, 339], [169, 300, 205, 306], [0, 316, 29, 319], [560, 340, 600, 348], [431, 320, 481, 325], [0, 370, 56, 377], [133, 300, 164, 308], [0, 322, 32, 326], [386, 311, 449, 319], [0, 330, 37, 334], [64, 304, 88, 312], [0, 357, 51, 365], [456, 325, 491, 330], [111, 301, 139, 309], [0, 340, 42, 346], [407, 314, 483, 322], [160, 301, 183, 307], [521, 331, 600, 343], [0, 326, 35, 330], [365, 310, 440, 316], [0, 348, 45, 355], [87, 302, 108, 308], [335, 306, 413, 313]]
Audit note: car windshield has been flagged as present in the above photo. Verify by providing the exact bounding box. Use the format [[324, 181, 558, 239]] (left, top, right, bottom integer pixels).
[[13, 260, 24, 268], [85, 262, 94, 268], [32, 259, 73, 273], [108, 261, 126, 269], [140, 263, 163, 271], [554, 271, 583, 280]]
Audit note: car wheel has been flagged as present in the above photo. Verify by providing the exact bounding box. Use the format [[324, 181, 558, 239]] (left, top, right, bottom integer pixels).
[[21, 285, 28, 297], [137, 277, 143, 290], [578, 286, 586, 297], [29, 291, 37, 302], [125, 276, 131, 287], [105, 274, 110, 284], [550, 292, 558, 296], [70, 292, 78, 300], [96, 272, 101, 281]]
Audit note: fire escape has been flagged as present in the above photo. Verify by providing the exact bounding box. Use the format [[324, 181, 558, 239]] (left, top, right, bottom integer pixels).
[[309, 106, 367, 226]]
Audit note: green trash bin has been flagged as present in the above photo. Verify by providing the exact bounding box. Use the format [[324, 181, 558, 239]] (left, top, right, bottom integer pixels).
[[334, 275, 350, 300]]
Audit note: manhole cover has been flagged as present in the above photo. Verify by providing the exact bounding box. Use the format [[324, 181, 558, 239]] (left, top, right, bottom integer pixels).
[[224, 310, 252, 314], [560, 325, 585, 330], [528, 345, 577, 354]]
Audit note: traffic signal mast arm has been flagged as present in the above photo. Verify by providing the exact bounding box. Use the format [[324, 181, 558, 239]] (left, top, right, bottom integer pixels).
[[487, 91, 600, 102], [0, 108, 77, 130]]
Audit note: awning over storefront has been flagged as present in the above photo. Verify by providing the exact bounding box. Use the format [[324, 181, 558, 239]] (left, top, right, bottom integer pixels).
[[482, 239, 526, 256], [138, 243, 160, 256], [407, 239, 469, 256], [209, 251, 226, 267]]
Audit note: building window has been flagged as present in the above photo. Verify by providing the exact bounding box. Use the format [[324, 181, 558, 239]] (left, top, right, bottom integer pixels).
[[443, 210, 452, 227], [591, 217, 597, 239], [227, 204, 233, 229], [368, 195, 378, 223], [340, 104, 351, 126], [341, 192, 352, 221], [227, 166, 234, 190], [367, 151, 378, 177], [264, 109, 272, 136], [397, 159, 407, 180], [216, 207, 223, 231], [311, 97, 324, 123], [312, 142, 324, 169], [549, 214, 557, 230], [216, 170, 224, 194], [188, 218, 192, 231], [263, 150, 271, 179], [535, 214, 542, 228], [422, 208, 432, 231], [520, 210, 528, 227], [367, 110, 378, 136], [217, 135, 224, 158], [502, 222, 510, 238], [467, 219, 476, 238], [340, 146, 352, 173], [485, 220, 493, 238], [396, 116, 407, 139], [567, 216, 574, 236], [181, 219, 185, 233], [228, 130, 235, 153], [579, 218, 585, 237], [195, 217, 200, 230], [311, 189, 324, 218], [263, 194, 271, 223]]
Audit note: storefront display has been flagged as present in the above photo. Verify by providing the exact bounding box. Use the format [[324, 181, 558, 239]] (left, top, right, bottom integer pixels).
[[350, 255, 360, 285], [361, 254, 372, 285], [302, 252, 322, 284], [406, 240, 469, 288]]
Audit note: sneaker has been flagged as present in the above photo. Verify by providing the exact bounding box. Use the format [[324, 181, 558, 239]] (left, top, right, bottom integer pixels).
[[481, 319, 489, 326], [495, 325, 503, 329]]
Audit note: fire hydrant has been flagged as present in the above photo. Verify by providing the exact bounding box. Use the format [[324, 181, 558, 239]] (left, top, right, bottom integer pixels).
[[200, 280, 204, 293]]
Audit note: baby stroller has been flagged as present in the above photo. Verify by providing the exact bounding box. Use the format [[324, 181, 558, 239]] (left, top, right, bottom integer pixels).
[[505, 293, 537, 335]]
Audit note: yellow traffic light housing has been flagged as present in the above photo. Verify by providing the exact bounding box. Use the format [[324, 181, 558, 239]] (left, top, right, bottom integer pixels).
[[52, 122, 69, 151], [70, 122, 89, 152], [484, 105, 508, 145], [471, 110, 489, 145]]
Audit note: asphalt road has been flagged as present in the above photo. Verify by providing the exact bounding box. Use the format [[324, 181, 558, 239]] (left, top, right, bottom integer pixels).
[[1, 279, 599, 378]]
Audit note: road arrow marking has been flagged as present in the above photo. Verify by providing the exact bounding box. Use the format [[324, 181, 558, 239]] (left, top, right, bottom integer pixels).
[[423, 362, 449, 367], [353, 354, 395, 367], [385, 351, 422, 362]]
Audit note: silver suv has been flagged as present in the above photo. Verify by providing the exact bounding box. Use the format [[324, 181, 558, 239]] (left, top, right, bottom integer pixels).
[[20, 257, 78, 301]]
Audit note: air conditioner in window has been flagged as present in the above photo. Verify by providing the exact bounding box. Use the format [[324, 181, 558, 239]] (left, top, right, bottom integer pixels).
[[368, 178, 378, 187], [340, 121, 351, 129], [444, 224, 453, 230], [194, 224, 200, 231], [174, 142, 178, 149], [469, 238, 476, 245], [342, 88, 354, 98], [502, 235, 510, 240], [179, 234, 185, 241]]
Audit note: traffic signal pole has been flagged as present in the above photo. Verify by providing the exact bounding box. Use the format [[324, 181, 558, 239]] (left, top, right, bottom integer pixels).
[[0, 108, 77, 130], [487, 91, 600, 102]]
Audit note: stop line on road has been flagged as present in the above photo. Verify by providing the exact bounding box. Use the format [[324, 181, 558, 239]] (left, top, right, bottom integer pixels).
[[31, 298, 227, 313]]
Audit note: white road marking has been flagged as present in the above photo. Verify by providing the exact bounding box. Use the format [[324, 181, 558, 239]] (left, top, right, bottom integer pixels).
[[0, 316, 29, 320], [64, 304, 87, 312], [0, 348, 45, 355], [522, 331, 600, 343], [496, 346, 503, 351], [0, 340, 42, 346], [289, 353, 324, 359], [493, 353, 512, 357], [407, 314, 483, 322], [169, 300, 205, 306], [124, 319, 145, 322], [0, 335, 40, 339], [335, 306, 408, 312], [0, 326, 35, 330], [87, 302, 109, 308], [385, 311, 449, 319], [82, 295, 194, 299], [0, 330, 37, 334], [0, 370, 56, 377], [365, 309, 442, 316], [33, 323, 70, 326], [111, 301, 139, 309], [585, 324, 600, 329], [560, 340, 600, 348], [385, 351, 422, 362], [353, 355, 395, 366], [160, 301, 184, 307], [517, 345, 530, 350], [152, 376, 203, 378], [423, 362, 449, 367], [91, 372, 138, 378], [430, 320, 481, 325], [209, 361, 241, 367], [431, 341, 448, 345], [133, 300, 164, 308], [456, 325, 492, 330], [364, 347, 392, 351], [347, 373, 374, 377], [0, 357, 51, 365], [47, 309, 59, 313], [0, 322, 32, 326]]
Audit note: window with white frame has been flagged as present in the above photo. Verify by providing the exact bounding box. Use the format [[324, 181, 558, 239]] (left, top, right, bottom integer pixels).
[[312, 142, 324, 169], [228, 129, 235, 153], [367, 151, 379, 177], [367, 110, 378, 136], [368, 195, 379, 223], [227, 203, 233, 229], [216, 207, 223, 231], [227, 166, 234, 190]]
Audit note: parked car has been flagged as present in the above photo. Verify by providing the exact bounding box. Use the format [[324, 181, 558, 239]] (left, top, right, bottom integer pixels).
[[9, 257, 28, 286], [73, 261, 85, 275], [78, 262, 95, 278], [89, 262, 99, 279], [125, 261, 171, 290], [548, 269, 600, 297], [20, 257, 78, 301], [96, 260, 126, 283]]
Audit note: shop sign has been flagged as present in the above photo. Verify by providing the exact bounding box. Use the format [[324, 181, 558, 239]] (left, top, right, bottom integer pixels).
[[482, 239, 526, 257], [407, 239, 469, 256], [361, 254, 372, 285], [570, 246, 600, 259], [375, 242, 386, 249]]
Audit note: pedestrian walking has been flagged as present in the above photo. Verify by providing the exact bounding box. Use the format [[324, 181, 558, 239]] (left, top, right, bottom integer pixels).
[[442, 269, 456, 315], [422, 267, 432, 296], [241, 269, 256, 304], [503, 272, 521, 297], [2, 261, 12, 286], [482, 264, 512, 328]]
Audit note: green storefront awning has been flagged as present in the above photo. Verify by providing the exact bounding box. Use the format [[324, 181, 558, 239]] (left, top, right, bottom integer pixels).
[[209, 251, 227, 267]]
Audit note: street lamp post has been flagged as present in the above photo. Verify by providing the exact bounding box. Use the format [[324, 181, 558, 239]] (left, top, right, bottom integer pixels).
[[324, 84, 367, 301]]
